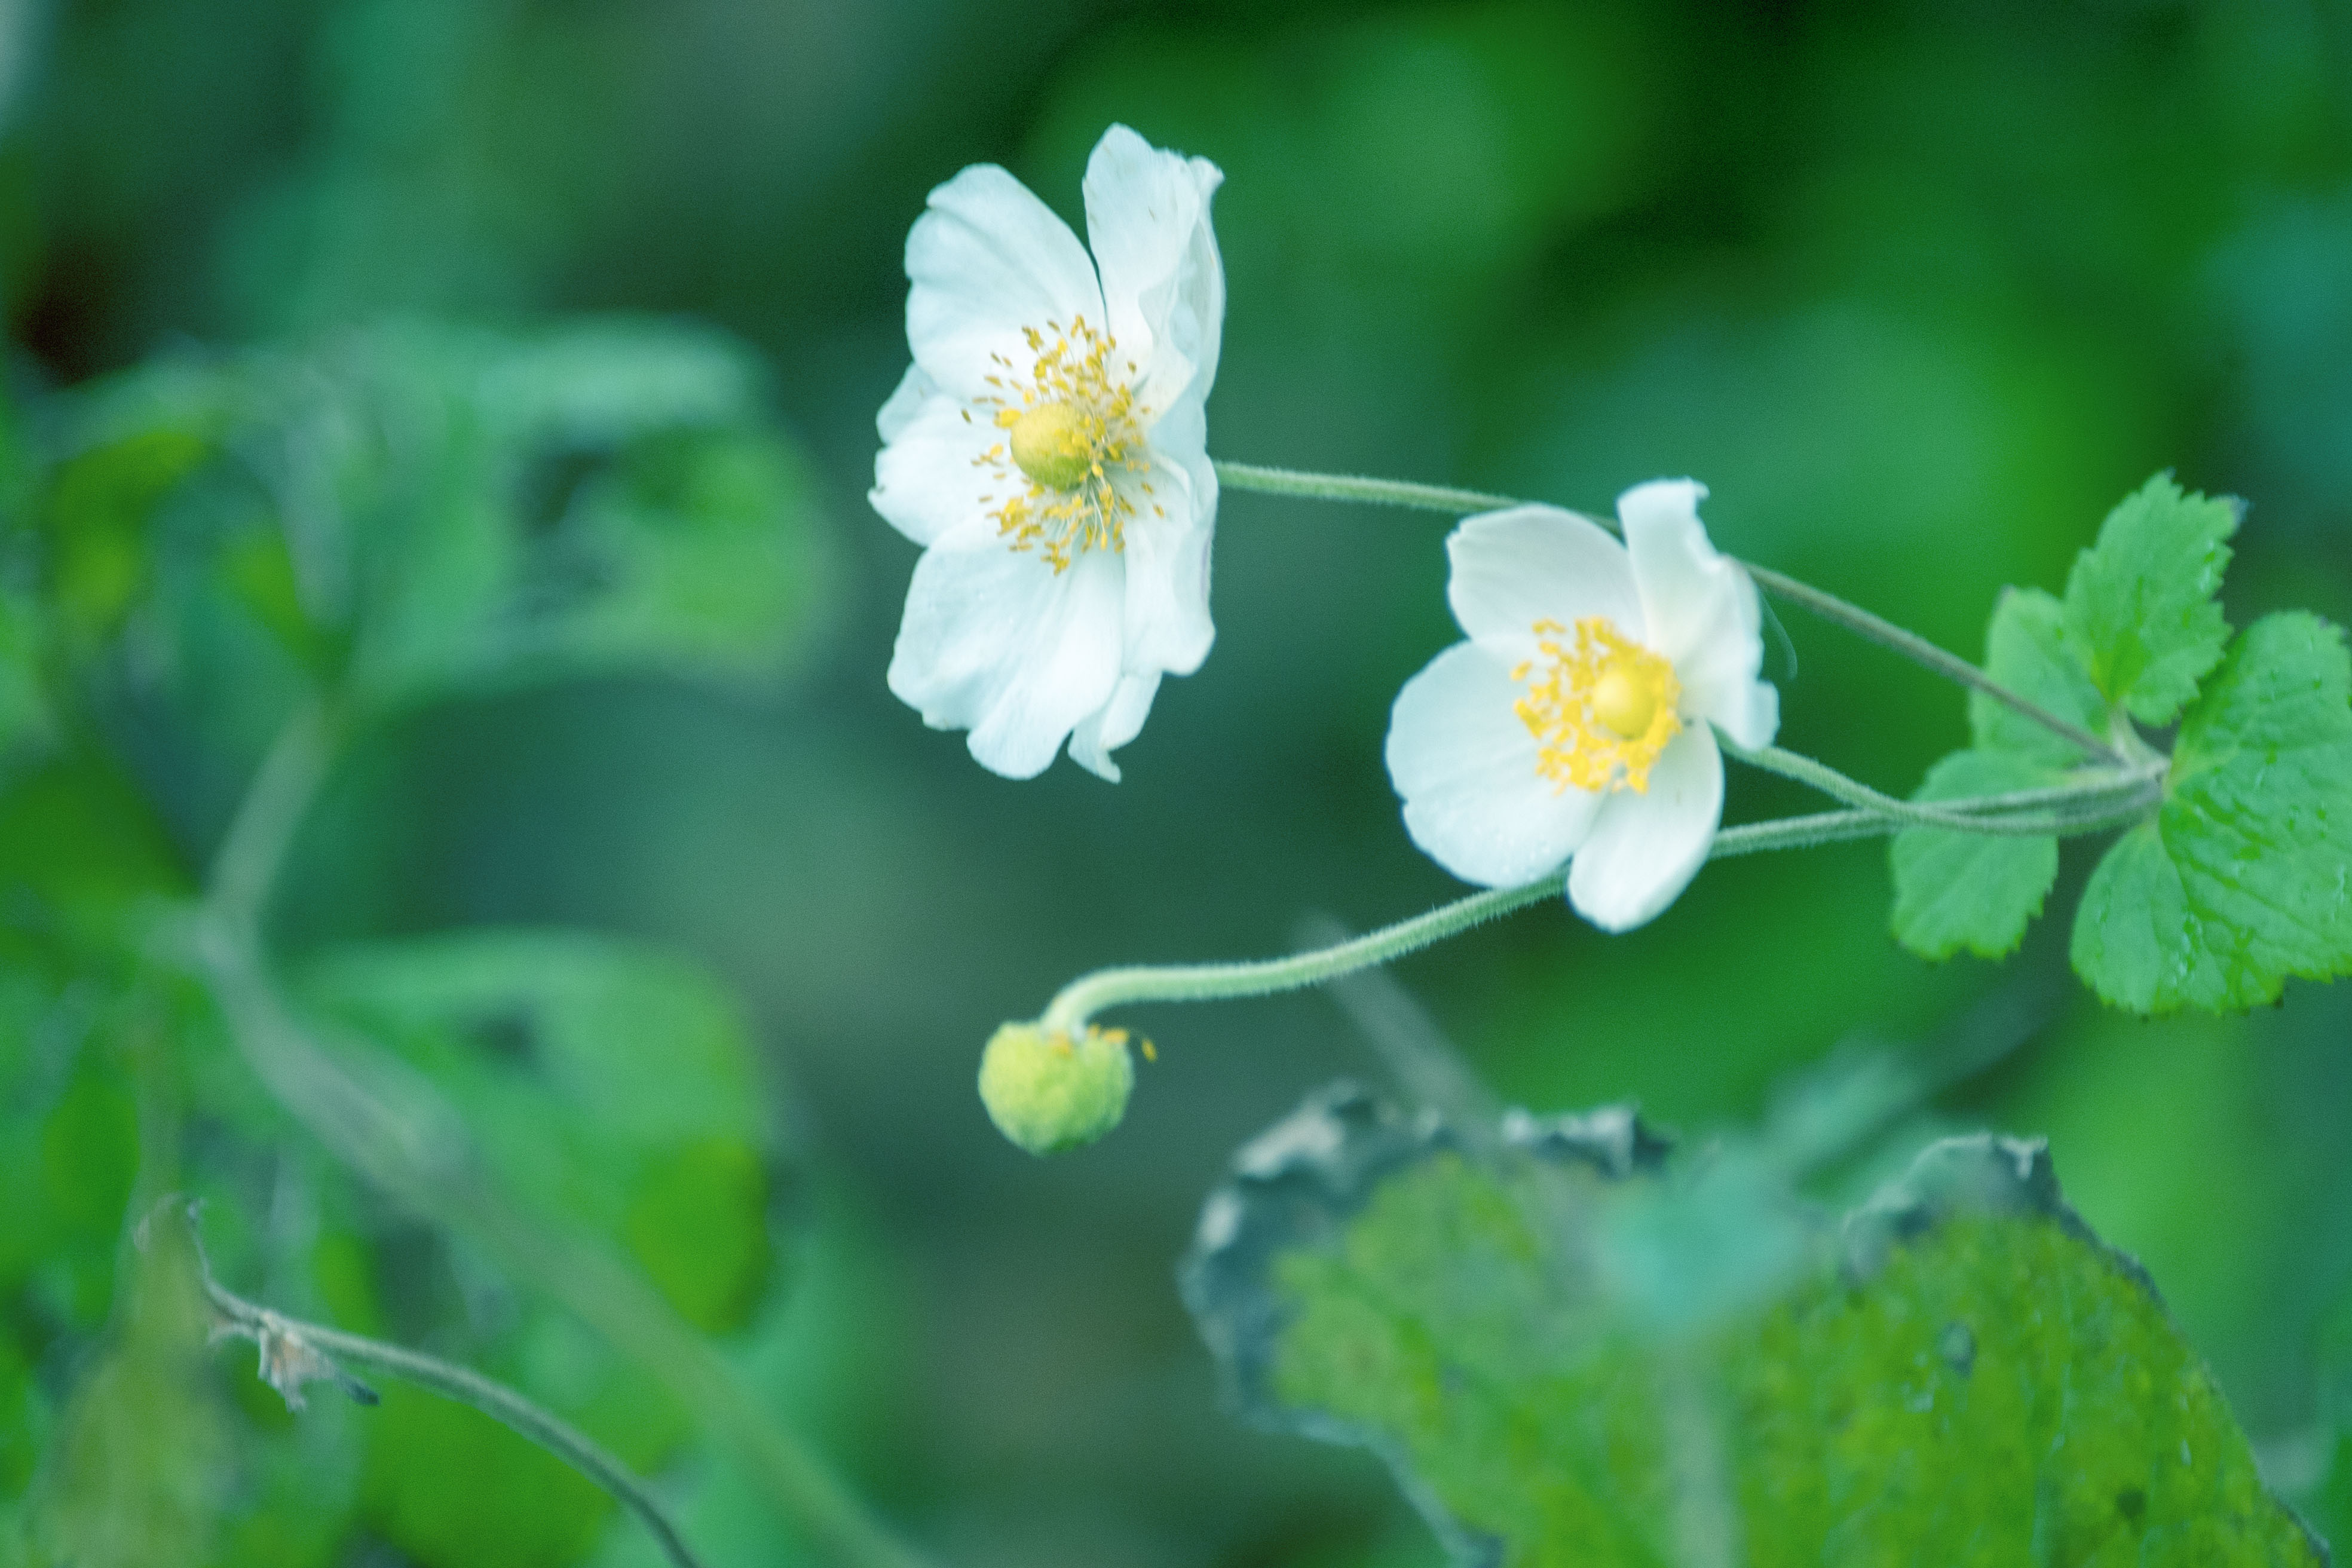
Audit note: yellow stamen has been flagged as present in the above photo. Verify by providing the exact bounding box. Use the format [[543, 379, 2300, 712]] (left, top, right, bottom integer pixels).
[[969, 314, 1148, 572], [1512, 617, 1682, 793]]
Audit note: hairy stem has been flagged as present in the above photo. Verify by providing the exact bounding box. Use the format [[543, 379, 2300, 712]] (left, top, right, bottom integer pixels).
[[1720, 738, 2160, 835], [1038, 776, 2157, 1033], [1213, 460, 1520, 516], [198, 1246, 706, 1568], [1737, 565, 2120, 762], [200, 705, 934, 1568], [1039, 878, 1558, 1034]]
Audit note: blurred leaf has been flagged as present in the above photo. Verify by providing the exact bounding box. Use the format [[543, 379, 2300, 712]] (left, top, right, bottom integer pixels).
[[1184, 1086, 2325, 1565], [359, 1383, 611, 1568], [2062, 474, 2237, 727], [40, 427, 212, 642], [46, 320, 825, 731], [1890, 749, 2061, 961], [298, 930, 777, 1333], [25, 1217, 229, 1568], [2072, 612, 2352, 1013]]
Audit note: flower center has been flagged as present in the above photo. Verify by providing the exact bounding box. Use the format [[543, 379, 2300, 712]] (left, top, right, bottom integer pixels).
[[969, 315, 1160, 572], [1512, 617, 1683, 794], [1007, 401, 1092, 491]]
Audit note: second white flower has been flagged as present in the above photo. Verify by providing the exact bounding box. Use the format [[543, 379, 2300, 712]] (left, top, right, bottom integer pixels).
[[1385, 481, 1779, 930]]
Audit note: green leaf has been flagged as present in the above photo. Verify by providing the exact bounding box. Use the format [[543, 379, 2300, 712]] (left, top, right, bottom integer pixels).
[[26, 1220, 230, 1568], [2062, 474, 2238, 726], [298, 931, 779, 1333], [45, 321, 826, 724], [1186, 1087, 2325, 1566], [2072, 611, 2352, 1012], [1889, 749, 2063, 960], [1968, 586, 2109, 765]]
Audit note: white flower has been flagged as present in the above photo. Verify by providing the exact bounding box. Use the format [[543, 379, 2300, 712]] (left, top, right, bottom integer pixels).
[[1384, 481, 1778, 931], [872, 124, 1224, 782]]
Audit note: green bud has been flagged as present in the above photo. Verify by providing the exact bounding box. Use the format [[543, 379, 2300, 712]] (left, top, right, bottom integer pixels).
[[978, 1022, 1135, 1156]]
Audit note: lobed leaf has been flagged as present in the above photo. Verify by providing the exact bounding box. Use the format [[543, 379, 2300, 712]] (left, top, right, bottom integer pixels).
[[2071, 611, 2352, 1012], [2061, 474, 2237, 727], [1968, 586, 2110, 765], [1889, 748, 2063, 960], [1186, 1085, 2326, 1566]]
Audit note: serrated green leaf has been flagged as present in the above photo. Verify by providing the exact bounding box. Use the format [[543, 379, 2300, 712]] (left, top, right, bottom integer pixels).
[[1186, 1088, 2324, 1566], [2062, 474, 2237, 726], [2072, 611, 2352, 1012], [1968, 586, 2111, 764], [1889, 749, 2065, 960]]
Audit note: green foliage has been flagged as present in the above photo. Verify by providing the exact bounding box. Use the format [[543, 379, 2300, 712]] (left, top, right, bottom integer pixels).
[[1186, 1086, 2325, 1566], [299, 932, 777, 1331], [1888, 749, 2059, 960], [42, 321, 826, 728], [22, 1224, 230, 1568], [1892, 478, 2352, 1013], [1969, 586, 2110, 766], [2072, 613, 2352, 1012], [2062, 475, 2238, 727]]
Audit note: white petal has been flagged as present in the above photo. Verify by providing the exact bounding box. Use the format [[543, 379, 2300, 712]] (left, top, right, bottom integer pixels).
[[1083, 125, 1226, 417], [906, 164, 1105, 402], [1447, 505, 1643, 656], [1069, 672, 1162, 782], [1618, 478, 1777, 746], [877, 362, 934, 442], [887, 520, 1124, 780], [870, 388, 1006, 547], [1114, 424, 1215, 677], [1566, 725, 1723, 932], [1386, 642, 1603, 888]]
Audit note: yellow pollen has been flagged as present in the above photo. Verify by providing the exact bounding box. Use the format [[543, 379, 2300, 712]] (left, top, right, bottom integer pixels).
[[1512, 616, 1683, 794], [968, 314, 1148, 572]]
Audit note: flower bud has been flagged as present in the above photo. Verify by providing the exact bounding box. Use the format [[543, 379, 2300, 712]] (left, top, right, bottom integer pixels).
[[978, 1022, 1135, 1156]]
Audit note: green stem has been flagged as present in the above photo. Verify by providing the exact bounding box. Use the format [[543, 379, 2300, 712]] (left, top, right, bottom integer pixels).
[[1209, 460, 2126, 764], [1039, 878, 1558, 1034], [1214, 459, 1520, 515], [1737, 564, 2121, 762], [1720, 737, 2159, 836], [198, 707, 936, 1568], [1039, 775, 2157, 1034], [198, 1254, 706, 1568]]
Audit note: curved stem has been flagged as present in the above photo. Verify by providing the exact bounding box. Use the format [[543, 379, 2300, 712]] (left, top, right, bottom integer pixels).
[[1213, 460, 1520, 515], [1720, 737, 2159, 836], [198, 706, 937, 1568], [1039, 776, 2160, 1033], [198, 1251, 706, 1568], [1737, 564, 2120, 762], [1039, 877, 1558, 1034]]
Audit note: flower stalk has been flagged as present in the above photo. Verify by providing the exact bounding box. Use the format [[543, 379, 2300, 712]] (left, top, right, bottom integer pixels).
[[179, 1206, 708, 1568], [1034, 770, 2160, 1038]]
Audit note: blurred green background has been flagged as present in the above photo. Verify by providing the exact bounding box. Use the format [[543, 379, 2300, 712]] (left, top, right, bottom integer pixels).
[[5, 0, 2352, 1563]]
